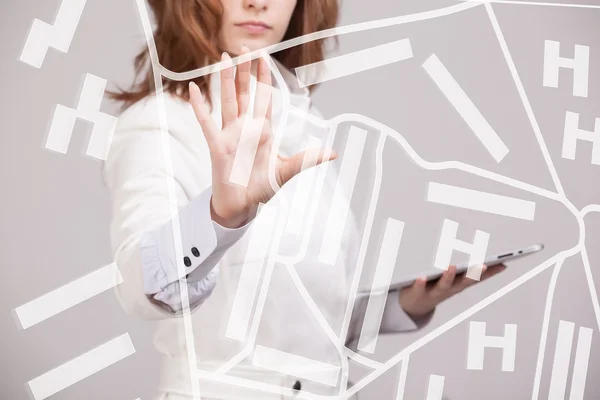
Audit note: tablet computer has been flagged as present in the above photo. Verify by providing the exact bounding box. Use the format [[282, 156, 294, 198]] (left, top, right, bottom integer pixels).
[[378, 243, 544, 292]]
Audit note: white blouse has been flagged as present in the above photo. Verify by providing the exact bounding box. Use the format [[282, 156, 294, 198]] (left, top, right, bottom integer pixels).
[[103, 58, 432, 399]]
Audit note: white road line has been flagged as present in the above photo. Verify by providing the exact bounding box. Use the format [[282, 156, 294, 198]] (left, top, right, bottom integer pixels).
[[252, 345, 341, 387]]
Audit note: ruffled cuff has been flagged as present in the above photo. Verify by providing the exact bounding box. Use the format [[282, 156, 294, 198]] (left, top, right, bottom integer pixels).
[[153, 265, 220, 313]]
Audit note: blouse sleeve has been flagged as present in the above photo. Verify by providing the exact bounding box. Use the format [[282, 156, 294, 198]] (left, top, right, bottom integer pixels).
[[102, 98, 254, 319]]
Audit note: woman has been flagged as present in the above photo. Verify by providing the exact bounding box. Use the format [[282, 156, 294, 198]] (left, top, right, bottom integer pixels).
[[104, 0, 506, 399]]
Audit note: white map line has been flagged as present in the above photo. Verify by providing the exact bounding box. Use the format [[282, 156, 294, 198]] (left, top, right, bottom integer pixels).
[[531, 258, 565, 400], [347, 249, 579, 398], [134, 1, 201, 399], [283, 263, 340, 342], [235, 118, 353, 397], [215, 56, 344, 376], [158, 2, 481, 81], [458, 0, 600, 9], [264, 108, 577, 398], [252, 345, 341, 387], [581, 204, 600, 217], [195, 368, 336, 400], [272, 124, 339, 267], [533, 210, 600, 398], [134, 0, 598, 397], [206, 103, 580, 398], [343, 348, 383, 370], [340, 114, 562, 201], [213, 203, 286, 375], [483, 3, 565, 195], [578, 246, 600, 338], [338, 131, 387, 393], [270, 108, 564, 267]]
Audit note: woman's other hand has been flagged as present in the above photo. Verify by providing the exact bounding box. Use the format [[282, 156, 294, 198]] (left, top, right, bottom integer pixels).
[[188, 46, 337, 228], [398, 264, 507, 319]]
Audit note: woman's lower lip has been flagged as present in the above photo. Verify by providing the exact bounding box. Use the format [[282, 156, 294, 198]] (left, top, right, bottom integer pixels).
[[236, 24, 269, 34]]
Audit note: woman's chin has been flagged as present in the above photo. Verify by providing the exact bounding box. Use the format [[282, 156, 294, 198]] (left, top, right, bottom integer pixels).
[[228, 39, 273, 54]]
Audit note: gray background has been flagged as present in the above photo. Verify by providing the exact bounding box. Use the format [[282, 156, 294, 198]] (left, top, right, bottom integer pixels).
[[1, 0, 599, 399]]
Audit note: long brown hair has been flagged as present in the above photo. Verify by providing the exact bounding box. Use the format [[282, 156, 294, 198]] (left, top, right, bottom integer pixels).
[[109, 0, 339, 111]]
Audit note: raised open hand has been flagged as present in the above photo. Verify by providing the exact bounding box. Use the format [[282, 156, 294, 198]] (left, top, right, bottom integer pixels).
[[189, 46, 337, 228]]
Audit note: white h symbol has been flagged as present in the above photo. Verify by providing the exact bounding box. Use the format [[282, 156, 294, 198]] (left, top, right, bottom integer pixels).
[[467, 321, 517, 372], [543, 40, 590, 98], [562, 111, 600, 165], [434, 219, 489, 280], [45, 73, 117, 161]]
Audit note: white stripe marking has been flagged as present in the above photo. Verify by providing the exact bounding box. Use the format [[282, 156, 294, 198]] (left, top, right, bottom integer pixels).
[[358, 218, 405, 353], [318, 126, 367, 265], [549, 320, 575, 399], [229, 117, 266, 187], [423, 54, 509, 162], [20, 0, 88, 68], [426, 374, 445, 400], [285, 136, 322, 235], [226, 204, 278, 341], [14, 263, 123, 329], [296, 39, 413, 88], [427, 182, 536, 220], [27, 334, 135, 400], [569, 326, 593, 400], [395, 357, 410, 400]]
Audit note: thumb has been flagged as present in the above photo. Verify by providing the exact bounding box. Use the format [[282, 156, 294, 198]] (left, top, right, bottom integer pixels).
[[277, 147, 337, 186]]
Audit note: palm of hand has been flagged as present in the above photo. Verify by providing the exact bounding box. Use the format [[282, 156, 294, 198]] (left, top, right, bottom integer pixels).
[[188, 46, 336, 228]]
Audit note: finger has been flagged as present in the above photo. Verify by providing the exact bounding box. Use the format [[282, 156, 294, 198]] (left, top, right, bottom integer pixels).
[[434, 265, 457, 293], [457, 264, 489, 289], [235, 45, 251, 116], [189, 82, 218, 147], [411, 276, 428, 298], [220, 52, 238, 127], [277, 147, 338, 186], [480, 263, 507, 281], [253, 56, 272, 120]]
